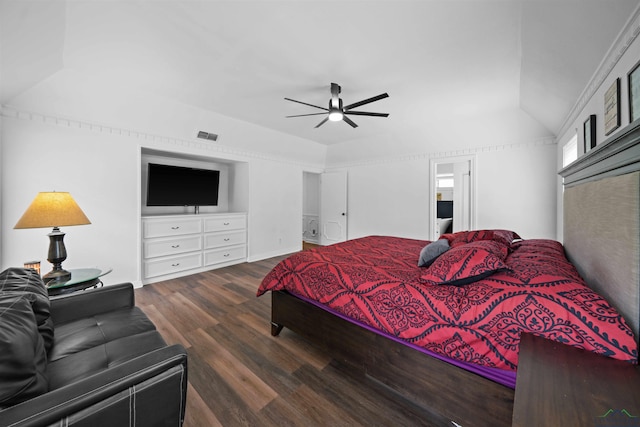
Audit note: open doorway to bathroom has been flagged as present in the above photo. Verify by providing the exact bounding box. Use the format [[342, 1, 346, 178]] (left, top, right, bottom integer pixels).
[[430, 155, 476, 240]]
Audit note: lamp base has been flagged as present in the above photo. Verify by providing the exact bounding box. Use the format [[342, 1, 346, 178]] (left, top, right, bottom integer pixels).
[[44, 227, 71, 285]]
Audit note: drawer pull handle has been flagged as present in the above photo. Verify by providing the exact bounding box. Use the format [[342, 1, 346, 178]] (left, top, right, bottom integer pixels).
[[223, 222, 230, 226], [171, 226, 180, 230], [172, 263, 180, 266], [224, 238, 230, 241], [171, 245, 180, 248], [224, 253, 230, 257]]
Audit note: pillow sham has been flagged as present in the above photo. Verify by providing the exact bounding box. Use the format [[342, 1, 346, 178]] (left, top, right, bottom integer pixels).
[[420, 240, 509, 286], [439, 229, 521, 248], [418, 239, 450, 267]]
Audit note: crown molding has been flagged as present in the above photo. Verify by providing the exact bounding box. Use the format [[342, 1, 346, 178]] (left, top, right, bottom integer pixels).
[[556, 4, 640, 139], [0, 104, 325, 170], [325, 136, 557, 171], [1, 104, 555, 173]]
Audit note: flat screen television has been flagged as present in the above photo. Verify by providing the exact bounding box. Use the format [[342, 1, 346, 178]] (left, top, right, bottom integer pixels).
[[146, 163, 220, 206], [437, 200, 453, 218]]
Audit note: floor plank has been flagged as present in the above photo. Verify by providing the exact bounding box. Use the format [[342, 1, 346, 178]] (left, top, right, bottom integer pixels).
[[136, 256, 448, 426]]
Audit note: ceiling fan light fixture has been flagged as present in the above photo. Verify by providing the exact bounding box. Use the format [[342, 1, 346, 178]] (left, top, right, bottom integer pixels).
[[284, 83, 389, 128], [328, 110, 343, 122]]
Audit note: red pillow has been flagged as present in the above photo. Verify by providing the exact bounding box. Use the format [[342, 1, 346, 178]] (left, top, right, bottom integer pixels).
[[420, 240, 509, 286], [439, 229, 520, 248]]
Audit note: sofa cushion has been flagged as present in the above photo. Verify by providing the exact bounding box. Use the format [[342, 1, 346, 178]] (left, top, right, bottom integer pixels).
[[0, 294, 48, 407], [47, 330, 167, 389], [46, 305, 164, 390], [49, 307, 158, 362], [0, 268, 54, 353]]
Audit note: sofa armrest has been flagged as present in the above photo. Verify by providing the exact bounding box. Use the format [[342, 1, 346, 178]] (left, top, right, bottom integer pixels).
[[0, 344, 188, 427], [50, 283, 135, 325]]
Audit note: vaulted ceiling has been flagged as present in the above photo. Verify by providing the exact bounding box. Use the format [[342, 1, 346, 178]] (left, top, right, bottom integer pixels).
[[1, 0, 637, 150]]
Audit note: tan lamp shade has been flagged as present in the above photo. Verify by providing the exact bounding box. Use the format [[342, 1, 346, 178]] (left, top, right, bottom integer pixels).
[[14, 192, 91, 229]]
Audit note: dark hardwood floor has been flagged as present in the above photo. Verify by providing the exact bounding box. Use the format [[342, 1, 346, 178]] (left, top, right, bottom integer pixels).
[[135, 251, 447, 427]]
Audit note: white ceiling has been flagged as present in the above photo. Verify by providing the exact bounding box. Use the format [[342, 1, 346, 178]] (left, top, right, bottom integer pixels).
[[1, 0, 638, 149]]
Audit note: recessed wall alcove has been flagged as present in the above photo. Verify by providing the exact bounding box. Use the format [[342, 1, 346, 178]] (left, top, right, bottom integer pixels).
[[140, 148, 249, 216], [139, 148, 250, 284]]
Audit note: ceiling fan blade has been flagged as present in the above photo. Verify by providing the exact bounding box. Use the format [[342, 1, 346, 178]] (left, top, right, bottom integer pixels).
[[343, 93, 389, 111], [344, 111, 389, 117], [315, 117, 329, 128], [286, 112, 328, 118], [343, 116, 358, 128], [284, 97, 328, 111]]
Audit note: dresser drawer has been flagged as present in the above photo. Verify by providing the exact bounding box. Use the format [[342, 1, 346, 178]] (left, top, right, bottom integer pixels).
[[143, 217, 202, 238], [144, 253, 202, 278], [204, 245, 246, 266], [144, 235, 202, 259], [204, 230, 246, 249], [204, 215, 245, 232]]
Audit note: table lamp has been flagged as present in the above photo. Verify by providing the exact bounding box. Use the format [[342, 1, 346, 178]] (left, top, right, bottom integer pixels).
[[14, 192, 91, 284]]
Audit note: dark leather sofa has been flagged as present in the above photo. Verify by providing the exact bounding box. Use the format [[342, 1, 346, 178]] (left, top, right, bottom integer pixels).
[[0, 268, 188, 427]]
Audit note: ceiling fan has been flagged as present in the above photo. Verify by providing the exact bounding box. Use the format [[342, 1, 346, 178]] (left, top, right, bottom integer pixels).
[[284, 83, 389, 128]]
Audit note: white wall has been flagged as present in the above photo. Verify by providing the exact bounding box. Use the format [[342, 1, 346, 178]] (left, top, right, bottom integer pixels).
[[475, 143, 557, 239], [329, 139, 557, 242], [248, 159, 303, 260], [303, 172, 320, 216], [1, 88, 325, 284], [1, 115, 140, 284], [340, 160, 431, 240]]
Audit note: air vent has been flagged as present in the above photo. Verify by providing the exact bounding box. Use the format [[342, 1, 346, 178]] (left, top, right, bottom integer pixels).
[[197, 131, 218, 142]]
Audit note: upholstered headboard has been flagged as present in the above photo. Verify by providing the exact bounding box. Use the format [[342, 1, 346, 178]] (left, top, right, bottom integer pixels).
[[560, 120, 640, 343]]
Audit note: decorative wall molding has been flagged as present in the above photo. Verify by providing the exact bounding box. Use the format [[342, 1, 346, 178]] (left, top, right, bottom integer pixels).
[[0, 104, 557, 173], [325, 136, 557, 171], [0, 104, 325, 171], [556, 4, 640, 139]]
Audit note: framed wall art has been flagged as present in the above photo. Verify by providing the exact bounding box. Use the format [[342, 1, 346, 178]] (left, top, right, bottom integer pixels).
[[604, 78, 620, 135], [629, 59, 640, 123], [584, 114, 596, 153]]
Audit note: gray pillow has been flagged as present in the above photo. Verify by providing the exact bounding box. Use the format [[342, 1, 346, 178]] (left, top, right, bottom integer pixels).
[[418, 239, 450, 267]]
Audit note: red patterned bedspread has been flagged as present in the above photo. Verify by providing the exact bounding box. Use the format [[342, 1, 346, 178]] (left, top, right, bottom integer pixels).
[[257, 236, 638, 370]]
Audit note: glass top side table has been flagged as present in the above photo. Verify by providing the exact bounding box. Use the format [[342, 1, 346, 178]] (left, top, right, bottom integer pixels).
[[46, 267, 112, 296]]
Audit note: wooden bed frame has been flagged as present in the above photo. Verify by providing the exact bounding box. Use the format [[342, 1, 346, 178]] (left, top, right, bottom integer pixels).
[[270, 120, 640, 427], [271, 290, 514, 426]]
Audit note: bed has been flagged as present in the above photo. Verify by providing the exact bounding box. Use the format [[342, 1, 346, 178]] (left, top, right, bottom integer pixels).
[[257, 121, 640, 427]]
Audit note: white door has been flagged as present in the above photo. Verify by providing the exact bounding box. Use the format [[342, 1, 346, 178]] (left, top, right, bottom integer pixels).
[[320, 171, 347, 245], [452, 161, 471, 232]]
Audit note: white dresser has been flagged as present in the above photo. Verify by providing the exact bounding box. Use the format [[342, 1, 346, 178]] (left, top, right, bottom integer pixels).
[[142, 212, 247, 283]]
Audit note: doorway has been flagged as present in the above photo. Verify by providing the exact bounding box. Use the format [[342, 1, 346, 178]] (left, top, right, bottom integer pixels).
[[302, 171, 348, 246], [302, 172, 321, 245], [319, 171, 348, 245], [429, 155, 476, 240]]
